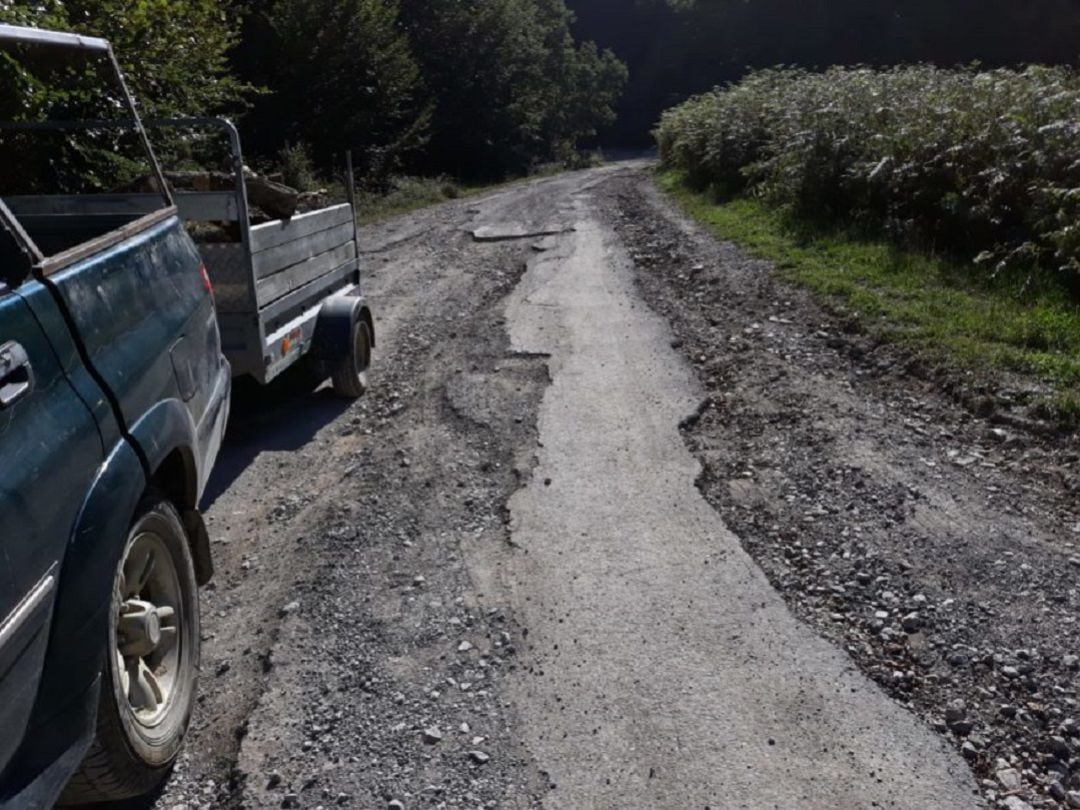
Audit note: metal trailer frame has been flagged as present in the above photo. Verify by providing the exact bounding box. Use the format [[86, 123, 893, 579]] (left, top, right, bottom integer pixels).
[[144, 117, 365, 385], [0, 115, 366, 386]]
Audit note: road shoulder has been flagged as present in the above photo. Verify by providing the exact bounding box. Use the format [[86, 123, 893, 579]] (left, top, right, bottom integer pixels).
[[597, 169, 1080, 810]]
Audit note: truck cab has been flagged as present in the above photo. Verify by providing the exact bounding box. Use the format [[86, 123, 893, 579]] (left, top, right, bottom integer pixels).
[[0, 25, 230, 806]]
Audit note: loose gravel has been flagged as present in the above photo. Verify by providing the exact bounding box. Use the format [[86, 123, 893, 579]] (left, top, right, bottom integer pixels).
[[110, 165, 1080, 810], [133, 178, 571, 809], [599, 171, 1080, 810]]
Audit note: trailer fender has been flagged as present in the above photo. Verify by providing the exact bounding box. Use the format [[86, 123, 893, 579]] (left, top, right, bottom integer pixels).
[[307, 294, 363, 379], [358, 303, 375, 349]]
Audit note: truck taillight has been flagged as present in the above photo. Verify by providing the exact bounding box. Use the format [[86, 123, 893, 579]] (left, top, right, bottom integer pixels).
[[200, 264, 213, 296]]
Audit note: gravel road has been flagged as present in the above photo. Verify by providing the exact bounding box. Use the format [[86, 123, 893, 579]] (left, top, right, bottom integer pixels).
[[134, 164, 1079, 810]]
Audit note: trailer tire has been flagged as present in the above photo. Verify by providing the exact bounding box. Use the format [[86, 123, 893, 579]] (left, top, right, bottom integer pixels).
[[330, 317, 371, 399]]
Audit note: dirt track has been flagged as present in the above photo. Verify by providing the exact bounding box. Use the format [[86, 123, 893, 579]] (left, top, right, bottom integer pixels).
[[139, 165, 1079, 810]]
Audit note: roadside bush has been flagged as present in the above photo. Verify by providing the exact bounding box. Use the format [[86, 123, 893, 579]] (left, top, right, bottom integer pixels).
[[656, 66, 1080, 296], [277, 142, 319, 192], [354, 175, 462, 222]]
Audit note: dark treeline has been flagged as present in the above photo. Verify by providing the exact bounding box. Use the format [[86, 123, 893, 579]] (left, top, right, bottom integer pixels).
[[4, 1, 1080, 180], [567, 0, 1080, 146], [2, 0, 627, 182], [231, 0, 627, 180]]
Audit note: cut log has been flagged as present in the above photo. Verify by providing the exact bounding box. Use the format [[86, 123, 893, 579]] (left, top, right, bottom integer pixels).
[[245, 176, 299, 220], [122, 171, 301, 220]]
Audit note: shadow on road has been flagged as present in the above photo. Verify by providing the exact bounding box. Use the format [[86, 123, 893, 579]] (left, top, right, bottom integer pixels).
[[82, 783, 167, 810], [200, 370, 352, 511]]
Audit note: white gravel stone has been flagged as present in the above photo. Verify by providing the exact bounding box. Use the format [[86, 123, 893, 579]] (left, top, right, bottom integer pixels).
[[422, 726, 443, 744], [995, 767, 1022, 791]]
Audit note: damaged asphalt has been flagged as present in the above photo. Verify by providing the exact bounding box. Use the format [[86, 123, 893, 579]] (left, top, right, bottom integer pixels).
[[135, 164, 1079, 810]]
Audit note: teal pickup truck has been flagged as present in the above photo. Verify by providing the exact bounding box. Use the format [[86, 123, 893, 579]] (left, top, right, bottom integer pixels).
[[0, 26, 231, 806]]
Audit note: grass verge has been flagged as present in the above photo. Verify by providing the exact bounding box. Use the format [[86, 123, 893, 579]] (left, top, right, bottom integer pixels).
[[356, 176, 469, 224], [656, 170, 1080, 428], [356, 163, 582, 225]]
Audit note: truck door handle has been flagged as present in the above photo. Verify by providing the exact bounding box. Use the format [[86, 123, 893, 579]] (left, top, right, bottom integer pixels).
[[0, 341, 33, 408]]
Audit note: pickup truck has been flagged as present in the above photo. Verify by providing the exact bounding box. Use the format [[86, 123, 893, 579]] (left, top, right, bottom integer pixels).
[[0, 25, 230, 806]]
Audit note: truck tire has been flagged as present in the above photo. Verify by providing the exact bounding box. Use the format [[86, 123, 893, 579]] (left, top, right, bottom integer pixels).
[[60, 493, 200, 804], [330, 317, 371, 399]]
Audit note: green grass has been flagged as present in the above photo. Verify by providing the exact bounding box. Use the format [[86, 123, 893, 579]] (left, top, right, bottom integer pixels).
[[356, 176, 470, 224], [356, 163, 581, 225], [656, 170, 1080, 426]]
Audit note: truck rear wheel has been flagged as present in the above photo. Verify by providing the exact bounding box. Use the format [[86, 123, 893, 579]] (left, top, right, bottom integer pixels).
[[61, 494, 200, 804], [330, 317, 371, 399]]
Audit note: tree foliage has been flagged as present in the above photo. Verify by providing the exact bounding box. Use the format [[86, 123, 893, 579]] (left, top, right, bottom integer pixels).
[[2, 0, 625, 181], [394, 0, 625, 179], [1, 0, 250, 118], [236, 0, 426, 176], [1, 0, 252, 195]]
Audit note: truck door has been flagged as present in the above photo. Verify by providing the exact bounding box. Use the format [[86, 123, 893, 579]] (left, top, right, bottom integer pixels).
[[0, 243, 104, 777]]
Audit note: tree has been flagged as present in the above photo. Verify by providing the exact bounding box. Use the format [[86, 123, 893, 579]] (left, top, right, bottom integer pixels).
[[234, 0, 426, 176], [0, 1, 251, 194], [529, 0, 627, 161], [398, 0, 626, 180], [545, 39, 627, 158], [1, 0, 250, 117], [0, 0, 67, 28]]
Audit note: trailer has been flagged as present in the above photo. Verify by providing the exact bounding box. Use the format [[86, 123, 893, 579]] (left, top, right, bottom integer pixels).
[[167, 118, 374, 395], [1, 116, 375, 397]]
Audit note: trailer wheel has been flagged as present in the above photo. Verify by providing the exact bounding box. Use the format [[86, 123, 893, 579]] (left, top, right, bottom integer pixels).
[[330, 317, 371, 399], [60, 493, 200, 804]]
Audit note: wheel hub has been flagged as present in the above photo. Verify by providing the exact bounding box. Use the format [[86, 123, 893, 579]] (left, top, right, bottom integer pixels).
[[119, 600, 164, 657], [113, 530, 183, 726]]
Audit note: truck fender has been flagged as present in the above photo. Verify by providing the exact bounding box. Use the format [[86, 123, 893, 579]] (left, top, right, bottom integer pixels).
[[126, 398, 212, 584], [14, 440, 145, 777], [127, 398, 200, 501]]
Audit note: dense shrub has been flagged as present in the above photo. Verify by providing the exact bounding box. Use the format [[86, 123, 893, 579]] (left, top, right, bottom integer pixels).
[[656, 66, 1080, 295]]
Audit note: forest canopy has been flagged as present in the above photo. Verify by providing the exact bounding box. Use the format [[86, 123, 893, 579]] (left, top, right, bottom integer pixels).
[[0, 0, 627, 181], [2, 1, 1079, 179]]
